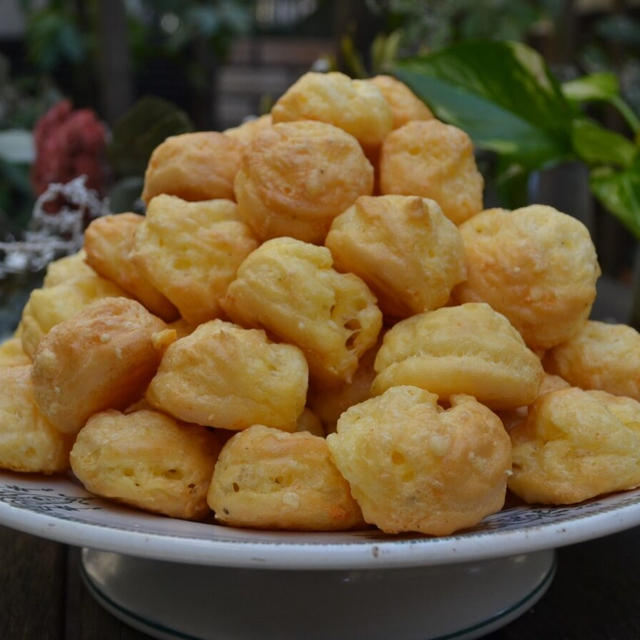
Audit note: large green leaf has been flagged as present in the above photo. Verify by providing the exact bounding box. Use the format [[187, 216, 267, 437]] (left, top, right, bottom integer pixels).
[[590, 159, 640, 239], [571, 118, 637, 169], [394, 41, 575, 169]]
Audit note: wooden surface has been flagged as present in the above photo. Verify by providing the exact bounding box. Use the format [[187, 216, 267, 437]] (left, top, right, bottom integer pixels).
[[2, 524, 640, 639]]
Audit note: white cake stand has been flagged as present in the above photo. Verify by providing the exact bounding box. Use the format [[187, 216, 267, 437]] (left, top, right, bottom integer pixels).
[[2, 471, 640, 640]]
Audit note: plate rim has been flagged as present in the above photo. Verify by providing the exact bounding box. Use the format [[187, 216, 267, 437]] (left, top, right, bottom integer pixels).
[[2, 474, 640, 569]]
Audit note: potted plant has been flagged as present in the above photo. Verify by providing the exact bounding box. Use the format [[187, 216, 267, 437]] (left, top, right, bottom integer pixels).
[[389, 40, 640, 326]]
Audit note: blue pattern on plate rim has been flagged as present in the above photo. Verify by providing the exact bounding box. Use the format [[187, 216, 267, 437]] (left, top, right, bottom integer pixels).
[[2, 471, 640, 545]]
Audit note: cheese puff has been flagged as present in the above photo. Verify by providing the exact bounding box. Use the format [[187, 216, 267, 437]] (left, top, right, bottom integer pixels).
[[84, 213, 178, 321], [21, 273, 127, 359], [234, 120, 373, 244], [455, 205, 600, 350], [71, 409, 221, 519], [509, 388, 640, 504], [307, 343, 378, 435], [379, 120, 484, 225], [222, 237, 382, 387], [141, 132, 242, 204], [167, 317, 198, 339], [295, 408, 325, 437], [499, 373, 571, 431], [538, 373, 572, 395], [43, 250, 95, 287], [124, 397, 153, 413], [132, 195, 258, 325], [272, 71, 392, 148], [372, 303, 543, 410], [224, 114, 272, 147], [369, 75, 433, 129], [0, 336, 31, 367], [327, 387, 511, 535], [208, 424, 364, 530], [0, 366, 73, 473], [544, 321, 640, 400], [32, 297, 168, 435], [146, 319, 308, 431], [362, 74, 435, 191], [326, 195, 466, 317]]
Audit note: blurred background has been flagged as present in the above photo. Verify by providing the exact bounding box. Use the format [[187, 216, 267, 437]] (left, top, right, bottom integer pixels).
[[1, 0, 640, 330]]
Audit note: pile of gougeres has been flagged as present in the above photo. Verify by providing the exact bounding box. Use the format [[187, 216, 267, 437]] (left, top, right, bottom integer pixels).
[[2, 71, 639, 536]]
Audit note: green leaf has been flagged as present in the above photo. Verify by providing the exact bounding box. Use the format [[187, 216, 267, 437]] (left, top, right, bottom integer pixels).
[[571, 118, 637, 169], [562, 72, 619, 103], [107, 96, 193, 178], [0, 130, 35, 164], [371, 30, 402, 75], [381, 30, 402, 71], [590, 159, 640, 239], [370, 33, 387, 75], [341, 35, 368, 79], [562, 72, 640, 135], [394, 40, 574, 169]]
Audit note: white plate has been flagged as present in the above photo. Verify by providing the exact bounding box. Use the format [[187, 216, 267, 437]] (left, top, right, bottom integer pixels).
[[2, 469, 640, 570]]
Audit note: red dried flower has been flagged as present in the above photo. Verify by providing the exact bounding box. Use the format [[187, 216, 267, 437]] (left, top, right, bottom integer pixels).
[[31, 100, 107, 197]]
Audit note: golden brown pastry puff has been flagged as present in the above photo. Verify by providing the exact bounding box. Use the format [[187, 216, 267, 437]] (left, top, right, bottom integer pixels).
[[509, 388, 640, 504], [146, 319, 308, 432], [84, 213, 178, 321], [498, 372, 570, 431], [325, 195, 466, 317], [271, 71, 393, 148], [234, 120, 374, 244], [0, 365, 73, 473], [368, 75, 434, 129], [372, 303, 543, 410], [454, 205, 601, 350], [31, 297, 170, 435], [20, 272, 127, 359], [544, 320, 640, 400], [208, 424, 364, 530], [141, 131, 243, 203], [0, 336, 31, 367], [379, 119, 484, 225], [132, 195, 258, 325], [224, 114, 273, 147], [307, 341, 378, 435], [326, 386, 511, 535], [222, 237, 382, 387], [71, 409, 221, 519], [42, 250, 95, 287]]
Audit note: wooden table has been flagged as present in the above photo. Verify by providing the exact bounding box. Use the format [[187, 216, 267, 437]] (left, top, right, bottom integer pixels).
[[2, 524, 640, 639]]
